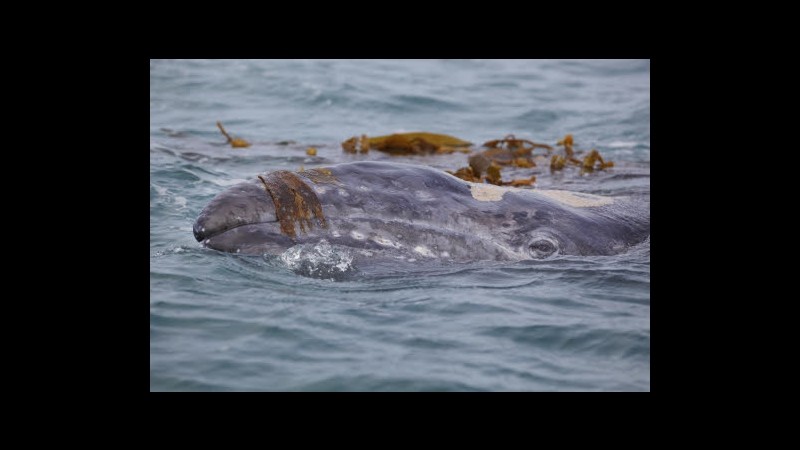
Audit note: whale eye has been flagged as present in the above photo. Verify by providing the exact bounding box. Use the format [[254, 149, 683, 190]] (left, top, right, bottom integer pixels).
[[528, 239, 557, 258]]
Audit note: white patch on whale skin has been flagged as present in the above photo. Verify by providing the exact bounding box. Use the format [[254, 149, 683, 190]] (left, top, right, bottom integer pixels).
[[470, 184, 508, 202], [469, 182, 614, 208], [536, 190, 614, 208], [414, 190, 436, 202], [371, 236, 402, 248], [414, 246, 435, 257]]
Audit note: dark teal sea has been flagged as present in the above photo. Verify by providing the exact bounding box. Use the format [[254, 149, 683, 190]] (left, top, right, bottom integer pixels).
[[150, 59, 650, 391]]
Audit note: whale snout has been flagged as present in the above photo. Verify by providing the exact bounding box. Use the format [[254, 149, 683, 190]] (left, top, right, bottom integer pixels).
[[193, 180, 280, 246], [192, 218, 211, 242]]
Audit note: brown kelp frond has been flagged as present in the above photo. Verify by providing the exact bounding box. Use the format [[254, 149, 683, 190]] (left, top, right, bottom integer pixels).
[[216, 121, 251, 148], [257, 171, 327, 238]]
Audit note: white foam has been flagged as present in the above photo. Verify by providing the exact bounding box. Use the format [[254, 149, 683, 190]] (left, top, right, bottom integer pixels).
[[214, 178, 248, 187], [173, 196, 187, 208], [152, 184, 168, 196], [607, 140, 638, 148], [279, 239, 355, 280]]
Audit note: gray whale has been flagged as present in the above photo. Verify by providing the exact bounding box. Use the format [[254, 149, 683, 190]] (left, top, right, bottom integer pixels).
[[193, 161, 649, 261]]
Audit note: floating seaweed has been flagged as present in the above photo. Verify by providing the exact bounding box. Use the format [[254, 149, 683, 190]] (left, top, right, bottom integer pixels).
[[550, 134, 614, 173], [580, 149, 615, 173], [341, 136, 358, 153], [444, 133, 552, 186], [341, 134, 370, 153], [555, 134, 574, 147], [447, 166, 481, 183], [512, 157, 535, 168], [550, 154, 566, 171], [216, 121, 251, 148], [508, 176, 536, 187], [481, 148, 518, 165], [486, 164, 503, 185], [478, 147, 537, 169], [477, 134, 551, 169], [342, 132, 471, 155], [209, 122, 613, 195], [482, 134, 552, 152], [452, 132, 613, 185], [558, 134, 581, 164], [449, 161, 535, 187]]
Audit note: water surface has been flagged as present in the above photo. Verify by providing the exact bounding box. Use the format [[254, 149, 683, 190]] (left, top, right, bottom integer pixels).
[[150, 59, 650, 391]]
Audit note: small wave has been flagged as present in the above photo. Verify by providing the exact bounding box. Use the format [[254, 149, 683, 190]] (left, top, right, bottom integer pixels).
[[512, 108, 560, 131], [295, 375, 482, 392], [606, 140, 638, 148], [389, 94, 464, 113], [150, 183, 189, 211]]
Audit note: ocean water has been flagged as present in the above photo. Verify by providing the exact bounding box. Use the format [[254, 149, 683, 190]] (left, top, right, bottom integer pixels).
[[150, 59, 650, 391]]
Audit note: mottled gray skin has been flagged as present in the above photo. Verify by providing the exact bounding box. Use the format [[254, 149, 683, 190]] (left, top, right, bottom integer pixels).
[[193, 161, 649, 261]]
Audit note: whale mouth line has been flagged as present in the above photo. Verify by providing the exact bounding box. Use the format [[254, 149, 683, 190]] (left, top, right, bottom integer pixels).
[[196, 220, 278, 242]]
